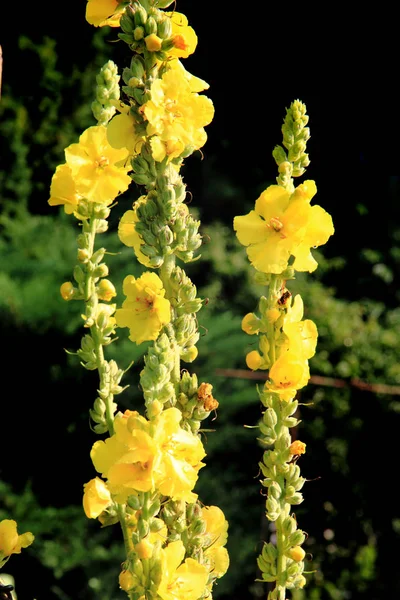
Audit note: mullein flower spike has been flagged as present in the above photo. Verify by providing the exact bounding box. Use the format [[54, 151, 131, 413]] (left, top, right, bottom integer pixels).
[[49, 1, 228, 598], [234, 100, 334, 599]]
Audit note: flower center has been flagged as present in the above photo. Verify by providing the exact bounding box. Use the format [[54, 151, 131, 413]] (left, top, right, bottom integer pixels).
[[268, 217, 283, 232], [96, 156, 109, 169]]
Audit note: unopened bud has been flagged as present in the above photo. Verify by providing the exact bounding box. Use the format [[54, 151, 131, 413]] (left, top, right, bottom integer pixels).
[[289, 440, 306, 456], [60, 282, 75, 301], [97, 279, 117, 301], [135, 538, 153, 559], [145, 33, 162, 51], [289, 545, 305, 562], [119, 570, 134, 592]]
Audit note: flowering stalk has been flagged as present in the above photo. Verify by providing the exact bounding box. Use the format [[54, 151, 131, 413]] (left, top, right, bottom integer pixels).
[[234, 100, 334, 598], [49, 1, 229, 598]]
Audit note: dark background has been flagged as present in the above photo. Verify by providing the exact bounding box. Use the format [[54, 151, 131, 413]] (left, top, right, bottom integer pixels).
[[1, 2, 400, 599]]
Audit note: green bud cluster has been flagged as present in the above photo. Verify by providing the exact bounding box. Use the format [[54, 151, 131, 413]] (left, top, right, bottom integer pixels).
[[132, 159, 201, 267], [64, 200, 128, 437], [89, 360, 126, 433], [140, 333, 177, 409], [161, 500, 208, 560], [257, 542, 278, 583], [92, 60, 120, 126], [119, 4, 177, 62], [121, 492, 164, 597], [273, 99, 311, 189], [176, 371, 216, 434]]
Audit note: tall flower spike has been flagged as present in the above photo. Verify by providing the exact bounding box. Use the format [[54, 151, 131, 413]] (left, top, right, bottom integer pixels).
[[49, 4, 229, 600], [235, 100, 333, 599]]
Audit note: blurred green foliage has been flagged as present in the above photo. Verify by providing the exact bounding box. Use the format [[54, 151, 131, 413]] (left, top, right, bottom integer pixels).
[[1, 22, 400, 600]]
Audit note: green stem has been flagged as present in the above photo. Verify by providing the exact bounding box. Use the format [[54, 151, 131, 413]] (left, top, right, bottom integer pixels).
[[267, 274, 281, 365], [117, 505, 136, 600], [118, 504, 134, 556], [160, 253, 176, 299], [94, 339, 115, 436]]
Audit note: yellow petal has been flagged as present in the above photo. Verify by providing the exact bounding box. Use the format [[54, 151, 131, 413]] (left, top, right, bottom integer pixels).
[[48, 164, 80, 212], [83, 477, 112, 518], [234, 211, 268, 247], [86, 0, 122, 27], [255, 185, 290, 221], [246, 236, 292, 274]]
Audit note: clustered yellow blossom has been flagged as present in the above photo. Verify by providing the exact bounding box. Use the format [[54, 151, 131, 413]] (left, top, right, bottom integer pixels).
[[115, 272, 171, 344], [141, 60, 214, 162], [244, 292, 318, 402], [48, 125, 131, 214], [265, 294, 318, 401], [89, 407, 205, 504], [234, 180, 334, 274], [158, 540, 209, 600]]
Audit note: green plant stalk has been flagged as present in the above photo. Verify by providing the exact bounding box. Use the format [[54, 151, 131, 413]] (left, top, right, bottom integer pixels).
[[81, 215, 116, 435], [267, 274, 289, 599]]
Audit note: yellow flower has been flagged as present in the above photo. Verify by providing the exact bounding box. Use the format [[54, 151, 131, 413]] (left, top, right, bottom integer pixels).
[[107, 112, 145, 156], [90, 408, 205, 504], [233, 181, 334, 274], [0, 520, 34, 559], [115, 272, 171, 344], [90, 411, 157, 503], [266, 351, 310, 401], [65, 125, 131, 205], [118, 197, 152, 267], [48, 163, 82, 214], [289, 440, 306, 455], [166, 12, 198, 59], [157, 540, 209, 600], [152, 408, 206, 502], [86, 0, 126, 27], [83, 477, 112, 518], [142, 66, 214, 162], [168, 59, 210, 93], [282, 294, 318, 360], [202, 506, 230, 578]]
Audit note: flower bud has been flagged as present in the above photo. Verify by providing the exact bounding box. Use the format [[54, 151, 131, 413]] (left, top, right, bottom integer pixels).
[[288, 529, 306, 546], [145, 33, 162, 51], [288, 546, 305, 562], [77, 248, 90, 263], [289, 440, 306, 455], [97, 279, 117, 301], [127, 495, 142, 510], [181, 346, 198, 363], [246, 350, 262, 371], [242, 313, 260, 335], [119, 569, 134, 592], [134, 26, 145, 40], [93, 263, 109, 278], [146, 400, 163, 418], [135, 538, 153, 559], [60, 282, 75, 301]]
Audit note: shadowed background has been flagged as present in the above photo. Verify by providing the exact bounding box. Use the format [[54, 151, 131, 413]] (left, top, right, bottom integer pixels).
[[0, 2, 399, 599]]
